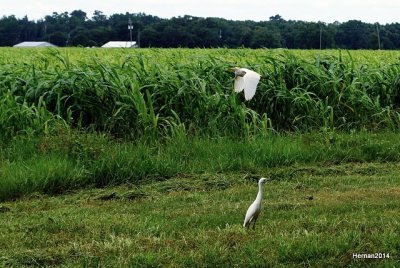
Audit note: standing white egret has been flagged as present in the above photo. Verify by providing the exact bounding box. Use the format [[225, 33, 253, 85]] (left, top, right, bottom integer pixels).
[[231, 67, 261, 101], [243, 177, 268, 229]]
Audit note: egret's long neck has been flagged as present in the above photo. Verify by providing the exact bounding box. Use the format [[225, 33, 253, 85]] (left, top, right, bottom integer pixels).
[[255, 183, 264, 203]]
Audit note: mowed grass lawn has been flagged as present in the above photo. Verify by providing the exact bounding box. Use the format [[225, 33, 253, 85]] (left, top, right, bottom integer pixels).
[[0, 162, 399, 267]]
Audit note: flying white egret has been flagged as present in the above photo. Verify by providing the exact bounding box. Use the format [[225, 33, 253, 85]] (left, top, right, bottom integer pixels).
[[231, 67, 261, 101], [243, 177, 268, 230]]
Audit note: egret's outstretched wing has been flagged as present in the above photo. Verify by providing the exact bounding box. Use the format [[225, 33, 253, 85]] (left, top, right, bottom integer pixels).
[[234, 76, 245, 93], [243, 70, 261, 101]]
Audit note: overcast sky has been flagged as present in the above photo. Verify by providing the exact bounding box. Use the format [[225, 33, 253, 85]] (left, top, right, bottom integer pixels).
[[1, 0, 399, 24]]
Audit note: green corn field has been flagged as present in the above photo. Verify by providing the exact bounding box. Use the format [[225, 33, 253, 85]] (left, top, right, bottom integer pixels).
[[1, 48, 400, 141]]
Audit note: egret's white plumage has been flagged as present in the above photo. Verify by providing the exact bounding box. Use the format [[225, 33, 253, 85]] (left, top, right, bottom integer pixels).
[[243, 177, 268, 229], [232, 67, 261, 100]]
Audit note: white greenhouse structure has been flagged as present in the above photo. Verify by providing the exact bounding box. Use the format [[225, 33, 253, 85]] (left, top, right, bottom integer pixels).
[[101, 41, 137, 48], [13, 41, 57, 47]]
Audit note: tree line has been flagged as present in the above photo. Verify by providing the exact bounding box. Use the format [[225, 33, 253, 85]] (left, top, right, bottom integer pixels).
[[1, 10, 399, 49]]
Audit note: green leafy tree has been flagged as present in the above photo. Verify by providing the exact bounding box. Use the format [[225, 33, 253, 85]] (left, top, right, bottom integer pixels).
[[0, 15, 21, 45], [0, 11, 400, 49]]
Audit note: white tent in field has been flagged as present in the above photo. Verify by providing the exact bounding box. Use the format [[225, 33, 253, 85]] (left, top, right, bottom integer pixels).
[[101, 41, 137, 48], [13, 41, 57, 47]]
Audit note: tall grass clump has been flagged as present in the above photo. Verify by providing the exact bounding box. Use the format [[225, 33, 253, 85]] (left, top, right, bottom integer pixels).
[[0, 72, 66, 142], [251, 50, 400, 131]]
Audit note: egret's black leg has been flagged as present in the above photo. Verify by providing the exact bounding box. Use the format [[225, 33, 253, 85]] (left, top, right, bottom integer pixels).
[[252, 218, 257, 230]]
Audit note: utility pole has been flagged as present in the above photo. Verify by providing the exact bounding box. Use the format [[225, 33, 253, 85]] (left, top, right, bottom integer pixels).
[[137, 29, 140, 48], [44, 23, 47, 37], [376, 23, 381, 50], [128, 18, 133, 48], [319, 25, 322, 50], [66, 32, 70, 47]]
